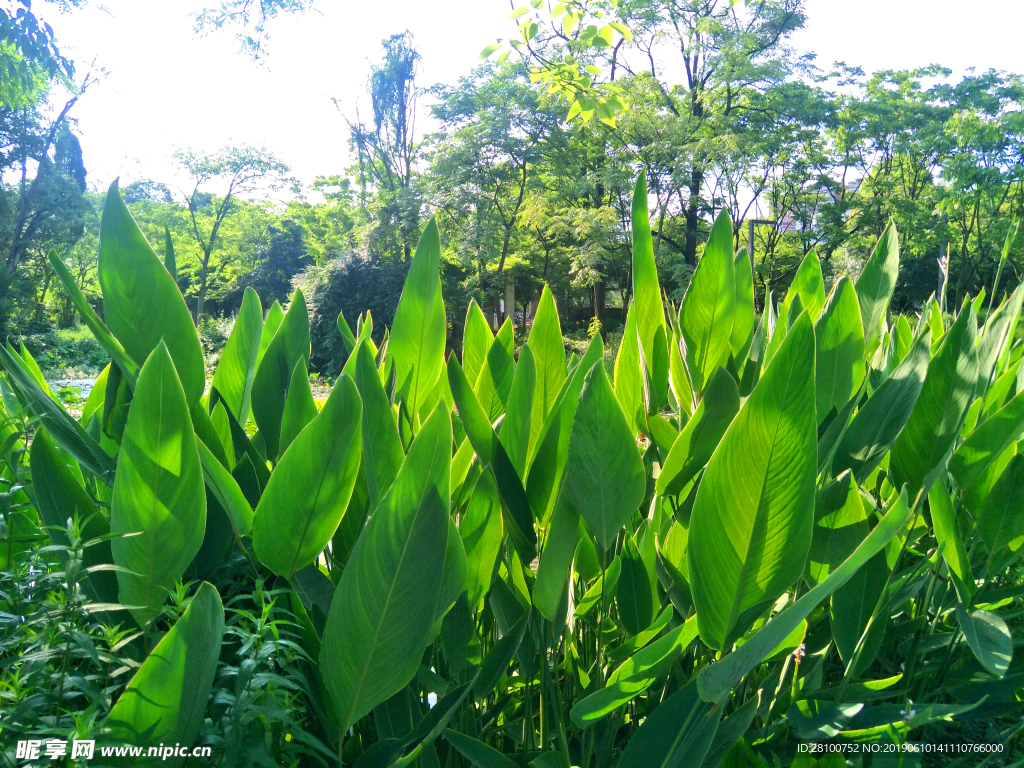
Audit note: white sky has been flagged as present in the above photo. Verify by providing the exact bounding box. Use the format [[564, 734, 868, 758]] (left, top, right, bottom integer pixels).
[[43, 0, 1024, 200]]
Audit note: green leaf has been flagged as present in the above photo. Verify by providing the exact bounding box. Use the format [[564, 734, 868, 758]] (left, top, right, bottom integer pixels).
[[259, 300, 285, 367], [697, 490, 910, 702], [855, 222, 900, 339], [632, 173, 667, 377], [105, 582, 224, 763], [955, 605, 1012, 678], [212, 286, 263, 425], [731, 248, 755, 362], [689, 313, 816, 650], [499, 345, 535, 478], [0, 344, 116, 483], [480, 42, 502, 58], [805, 471, 865, 587], [565, 364, 645, 550], [389, 219, 446, 420], [814, 276, 865, 419], [834, 328, 930, 480], [30, 428, 118, 607], [337, 309, 358, 356], [617, 679, 721, 768], [111, 342, 206, 627], [977, 452, 1024, 564], [950, 385, 1024, 490], [830, 549, 888, 675], [528, 285, 568, 433], [197, 439, 254, 538], [353, 338, 405, 510], [463, 299, 494, 389], [533, 486, 579, 621], [575, 556, 621, 618], [449, 355, 537, 560], [789, 251, 826, 321], [251, 290, 310, 460], [321, 405, 451, 730], [618, 534, 654, 635], [976, 280, 1024, 393], [476, 319, 515, 421], [656, 367, 739, 497], [614, 303, 646, 434], [279, 359, 318, 456], [572, 616, 699, 727], [929, 481, 974, 603], [526, 335, 604, 522], [163, 226, 176, 279], [98, 181, 204, 407], [436, 517, 468, 623], [47, 250, 139, 382], [253, 375, 362, 579], [444, 730, 518, 768], [460, 468, 503, 613], [890, 304, 978, 493], [680, 210, 735, 394]]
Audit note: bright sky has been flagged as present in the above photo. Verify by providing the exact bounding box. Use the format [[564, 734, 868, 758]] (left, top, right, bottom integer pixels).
[[46, 0, 1024, 200]]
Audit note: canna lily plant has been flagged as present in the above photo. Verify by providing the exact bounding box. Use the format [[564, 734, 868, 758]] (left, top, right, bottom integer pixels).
[[2, 173, 1022, 767]]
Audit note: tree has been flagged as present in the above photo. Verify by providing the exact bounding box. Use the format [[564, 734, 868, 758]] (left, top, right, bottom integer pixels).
[[193, 0, 316, 60], [174, 145, 293, 321], [345, 32, 422, 260]]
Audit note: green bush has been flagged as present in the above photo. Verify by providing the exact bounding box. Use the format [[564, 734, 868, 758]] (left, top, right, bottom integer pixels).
[[2, 176, 1023, 767]]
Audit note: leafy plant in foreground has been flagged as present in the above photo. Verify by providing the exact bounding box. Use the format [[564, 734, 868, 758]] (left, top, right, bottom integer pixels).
[[1, 174, 1022, 768]]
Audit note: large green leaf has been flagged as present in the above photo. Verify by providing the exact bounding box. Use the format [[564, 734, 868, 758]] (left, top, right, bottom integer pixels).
[[617, 679, 721, 768], [533, 486, 579, 621], [656, 366, 739, 497], [929, 480, 973, 603], [833, 328, 930, 480], [278, 358, 318, 456], [111, 342, 206, 627], [499, 344, 535, 478], [805, 471, 865, 587], [614, 302, 647, 434], [688, 313, 816, 650], [444, 730, 518, 768], [30, 428, 119, 607], [950, 386, 1024, 490], [251, 290, 310, 460], [956, 605, 1012, 678], [47, 250, 139, 383], [196, 439, 254, 538], [459, 467, 503, 613], [890, 304, 978, 493], [97, 181, 204, 407], [320, 405, 451, 731], [0, 344, 116, 483], [855, 222, 900, 339], [259, 300, 285, 367], [977, 452, 1024, 565], [389, 219, 447, 419], [353, 338, 405, 510], [448, 355, 537, 560], [211, 286, 263, 425], [830, 549, 888, 675], [631, 172, 667, 375], [527, 285, 568, 435], [680, 210, 735, 394], [463, 299, 494, 388], [814, 276, 865, 419], [252, 375, 362, 579], [618, 533, 654, 635], [731, 248, 755, 363], [976, 280, 1024, 393], [564, 363, 645, 550], [697, 490, 910, 702], [572, 616, 699, 727], [105, 582, 224, 766], [526, 335, 604, 522], [789, 250, 826, 321], [475, 319, 515, 422]]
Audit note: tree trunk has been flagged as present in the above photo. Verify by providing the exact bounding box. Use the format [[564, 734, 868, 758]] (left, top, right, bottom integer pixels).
[[503, 273, 516, 327]]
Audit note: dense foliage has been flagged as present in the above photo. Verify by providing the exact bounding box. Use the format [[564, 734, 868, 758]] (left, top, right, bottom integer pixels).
[[1, 175, 1023, 767]]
